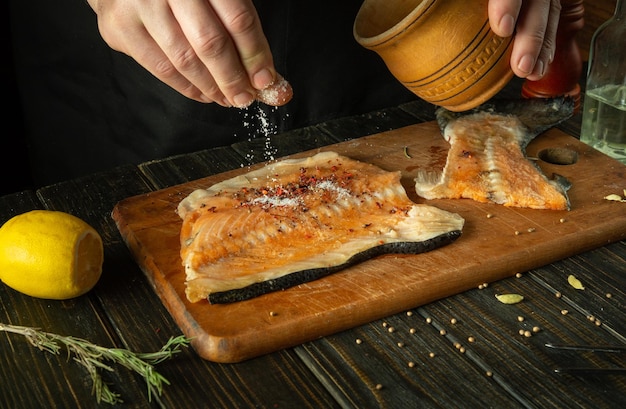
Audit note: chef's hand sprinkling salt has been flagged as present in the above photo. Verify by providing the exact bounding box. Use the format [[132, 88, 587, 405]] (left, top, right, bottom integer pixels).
[[256, 74, 293, 106]]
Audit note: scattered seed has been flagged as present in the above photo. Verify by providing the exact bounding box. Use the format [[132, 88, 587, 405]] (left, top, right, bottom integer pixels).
[[269, 311, 278, 317], [515, 273, 523, 279], [388, 327, 395, 333], [403, 146, 412, 159], [450, 318, 458, 325], [568, 274, 585, 290], [604, 193, 626, 202], [406, 311, 413, 317], [454, 342, 461, 349], [409, 328, 416, 334], [459, 347, 466, 353], [555, 291, 562, 298], [495, 293, 524, 304], [518, 329, 525, 336], [595, 319, 602, 326], [468, 336, 475, 343], [486, 371, 493, 377], [408, 361, 415, 368], [486, 213, 494, 219], [375, 384, 383, 390], [588, 315, 595, 322], [532, 326, 541, 333], [382, 322, 388, 328], [524, 330, 532, 338], [356, 338, 362, 345], [397, 342, 404, 348], [606, 293, 613, 298], [514, 230, 521, 236], [439, 329, 447, 336], [517, 316, 525, 322], [559, 218, 566, 223], [429, 352, 436, 358], [561, 309, 569, 315], [426, 317, 432, 324], [527, 227, 536, 233]]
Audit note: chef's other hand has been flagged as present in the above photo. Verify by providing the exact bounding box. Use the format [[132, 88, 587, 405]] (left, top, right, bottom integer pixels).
[[488, 0, 561, 81], [87, 0, 291, 107]]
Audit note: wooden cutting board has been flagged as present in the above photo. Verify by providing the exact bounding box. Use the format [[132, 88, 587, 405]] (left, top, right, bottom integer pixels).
[[112, 122, 626, 363]]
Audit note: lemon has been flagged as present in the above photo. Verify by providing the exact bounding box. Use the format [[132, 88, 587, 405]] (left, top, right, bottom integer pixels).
[[0, 210, 103, 299]]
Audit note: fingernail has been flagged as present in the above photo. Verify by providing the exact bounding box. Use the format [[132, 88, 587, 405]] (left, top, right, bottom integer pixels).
[[534, 60, 545, 78], [233, 92, 254, 108], [498, 14, 516, 37], [518, 54, 535, 75], [253, 68, 274, 90]]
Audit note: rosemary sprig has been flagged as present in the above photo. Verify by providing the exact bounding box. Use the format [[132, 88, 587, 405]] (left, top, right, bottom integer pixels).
[[0, 323, 190, 405]]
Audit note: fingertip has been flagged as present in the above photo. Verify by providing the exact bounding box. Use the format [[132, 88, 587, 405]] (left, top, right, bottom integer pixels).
[[516, 54, 535, 76], [233, 92, 255, 108], [253, 68, 275, 90], [496, 14, 516, 37], [256, 74, 293, 107]]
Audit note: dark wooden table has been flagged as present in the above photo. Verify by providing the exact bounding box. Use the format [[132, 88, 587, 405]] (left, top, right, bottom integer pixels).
[[1, 77, 625, 408]]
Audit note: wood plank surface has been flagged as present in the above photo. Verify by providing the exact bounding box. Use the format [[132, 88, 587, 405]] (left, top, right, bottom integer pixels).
[[112, 121, 626, 363]]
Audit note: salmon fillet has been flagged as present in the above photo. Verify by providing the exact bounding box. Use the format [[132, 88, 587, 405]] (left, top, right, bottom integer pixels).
[[178, 152, 464, 303], [415, 98, 574, 210]]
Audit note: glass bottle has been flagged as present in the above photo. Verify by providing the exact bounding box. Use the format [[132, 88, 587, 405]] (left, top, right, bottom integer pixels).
[[580, 0, 626, 164]]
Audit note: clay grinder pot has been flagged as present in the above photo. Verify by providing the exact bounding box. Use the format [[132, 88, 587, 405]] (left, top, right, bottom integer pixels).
[[354, 0, 514, 112]]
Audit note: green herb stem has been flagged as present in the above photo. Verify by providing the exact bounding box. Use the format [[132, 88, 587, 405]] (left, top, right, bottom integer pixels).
[[0, 323, 190, 405]]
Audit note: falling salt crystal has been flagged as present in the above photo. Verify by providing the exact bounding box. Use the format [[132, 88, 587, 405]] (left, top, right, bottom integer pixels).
[[239, 104, 283, 164]]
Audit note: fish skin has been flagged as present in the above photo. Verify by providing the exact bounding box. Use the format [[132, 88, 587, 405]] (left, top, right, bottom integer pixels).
[[416, 97, 575, 210], [209, 230, 462, 304], [435, 97, 575, 149]]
